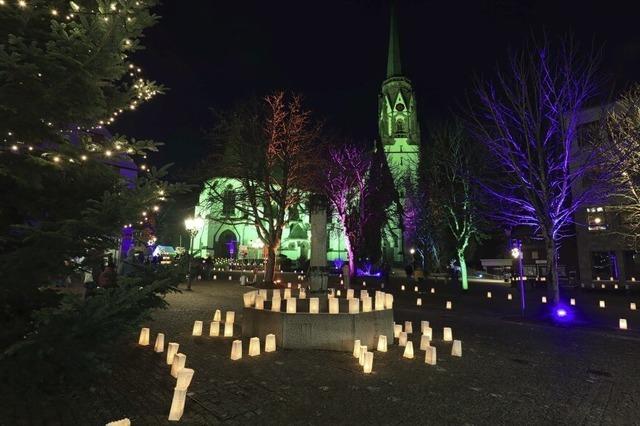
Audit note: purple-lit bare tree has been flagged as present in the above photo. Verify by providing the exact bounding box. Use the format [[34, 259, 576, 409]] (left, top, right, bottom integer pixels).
[[602, 84, 640, 247], [323, 143, 371, 278], [470, 39, 601, 304]]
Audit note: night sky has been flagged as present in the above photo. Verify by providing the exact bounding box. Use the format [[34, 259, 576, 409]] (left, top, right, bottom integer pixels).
[[114, 0, 640, 173]]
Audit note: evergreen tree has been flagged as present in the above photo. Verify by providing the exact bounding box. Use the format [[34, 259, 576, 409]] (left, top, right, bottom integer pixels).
[[362, 139, 396, 264], [0, 0, 184, 388]]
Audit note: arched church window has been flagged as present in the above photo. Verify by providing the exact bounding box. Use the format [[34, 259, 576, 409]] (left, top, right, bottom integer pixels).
[[222, 185, 236, 216], [396, 118, 405, 133]]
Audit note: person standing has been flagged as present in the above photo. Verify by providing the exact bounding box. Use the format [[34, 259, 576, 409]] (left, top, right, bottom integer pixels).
[[404, 263, 414, 282], [98, 262, 117, 289]]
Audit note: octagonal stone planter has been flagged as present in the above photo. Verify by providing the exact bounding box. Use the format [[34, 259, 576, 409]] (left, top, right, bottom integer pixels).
[[241, 291, 394, 352]]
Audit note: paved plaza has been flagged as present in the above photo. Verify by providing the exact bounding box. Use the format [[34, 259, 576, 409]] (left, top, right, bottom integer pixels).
[[7, 276, 640, 425]]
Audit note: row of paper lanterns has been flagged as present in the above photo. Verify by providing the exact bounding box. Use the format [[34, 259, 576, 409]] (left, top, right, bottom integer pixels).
[[401, 285, 437, 294], [230, 334, 277, 360], [142, 308, 241, 421], [210, 274, 305, 282], [191, 309, 237, 337], [244, 289, 394, 314], [189, 309, 279, 359], [137, 328, 195, 422], [412, 290, 636, 328], [142, 309, 238, 421], [396, 321, 461, 359]]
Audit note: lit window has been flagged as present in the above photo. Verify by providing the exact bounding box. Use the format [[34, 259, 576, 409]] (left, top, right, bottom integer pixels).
[[587, 207, 606, 231]]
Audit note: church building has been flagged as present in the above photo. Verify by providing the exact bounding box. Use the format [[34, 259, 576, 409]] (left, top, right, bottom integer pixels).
[[378, 2, 421, 263], [191, 3, 420, 266]]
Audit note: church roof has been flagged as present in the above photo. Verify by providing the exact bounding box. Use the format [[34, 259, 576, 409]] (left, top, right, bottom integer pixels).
[[386, 1, 402, 78]]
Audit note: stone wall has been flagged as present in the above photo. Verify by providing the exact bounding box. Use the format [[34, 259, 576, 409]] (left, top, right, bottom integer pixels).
[[242, 298, 394, 352]]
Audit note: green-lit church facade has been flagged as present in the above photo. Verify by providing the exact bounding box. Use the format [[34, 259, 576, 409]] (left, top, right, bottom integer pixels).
[[192, 3, 420, 266], [192, 179, 347, 263], [379, 2, 420, 263]]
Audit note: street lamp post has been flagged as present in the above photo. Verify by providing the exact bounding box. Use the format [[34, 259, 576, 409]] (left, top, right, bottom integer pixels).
[[511, 239, 525, 317], [184, 216, 204, 291]]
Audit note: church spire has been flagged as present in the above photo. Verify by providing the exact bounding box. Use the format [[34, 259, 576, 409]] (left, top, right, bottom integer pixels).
[[386, 0, 402, 78]]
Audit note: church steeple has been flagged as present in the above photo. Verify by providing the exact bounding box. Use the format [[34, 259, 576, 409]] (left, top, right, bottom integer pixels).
[[378, 0, 419, 154], [386, 0, 402, 78], [378, 0, 421, 264]]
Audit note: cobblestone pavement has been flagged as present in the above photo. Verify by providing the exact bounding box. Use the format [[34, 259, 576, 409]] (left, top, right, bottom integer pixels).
[[8, 275, 640, 425]]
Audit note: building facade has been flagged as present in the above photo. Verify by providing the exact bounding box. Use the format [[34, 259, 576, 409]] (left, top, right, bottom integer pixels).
[[192, 179, 346, 264], [573, 106, 640, 287], [192, 3, 420, 267]]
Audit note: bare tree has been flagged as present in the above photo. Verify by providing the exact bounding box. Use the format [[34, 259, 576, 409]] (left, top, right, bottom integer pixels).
[[427, 121, 485, 290], [470, 39, 601, 304], [205, 92, 321, 284], [406, 144, 449, 273], [602, 84, 640, 247], [323, 143, 371, 277]]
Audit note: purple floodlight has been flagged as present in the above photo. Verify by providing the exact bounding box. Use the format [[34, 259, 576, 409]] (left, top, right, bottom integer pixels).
[[552, 304, 573, 322]]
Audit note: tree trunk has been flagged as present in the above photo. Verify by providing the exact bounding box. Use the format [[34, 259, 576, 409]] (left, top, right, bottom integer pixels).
[[344, 237, 356, 281], [264, 246, 277, 284], [457, 251, 469, 291], [545, 238, 560, 305]]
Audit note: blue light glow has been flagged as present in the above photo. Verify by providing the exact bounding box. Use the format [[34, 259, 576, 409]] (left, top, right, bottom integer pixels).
[[552, 304, 574, 323]]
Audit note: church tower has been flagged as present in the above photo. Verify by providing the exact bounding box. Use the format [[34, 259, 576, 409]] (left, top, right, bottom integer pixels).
[[378, 1, 420, 262]]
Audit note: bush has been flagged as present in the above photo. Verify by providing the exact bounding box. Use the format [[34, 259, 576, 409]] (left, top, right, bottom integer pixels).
[[0, 265, 180, 393]]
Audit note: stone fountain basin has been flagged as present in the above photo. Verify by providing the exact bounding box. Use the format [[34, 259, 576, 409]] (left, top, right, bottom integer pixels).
[[242, 295, 394, 352]]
